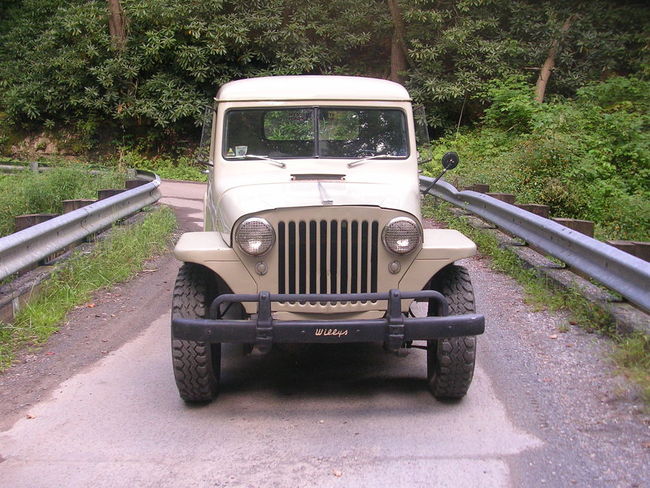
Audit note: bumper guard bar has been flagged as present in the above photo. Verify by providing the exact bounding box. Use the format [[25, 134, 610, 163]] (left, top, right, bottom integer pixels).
[[172, 290, 485, 351]]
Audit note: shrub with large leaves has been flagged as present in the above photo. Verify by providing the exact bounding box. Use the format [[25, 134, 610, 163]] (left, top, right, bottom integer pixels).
[[428, 76, 650, 241]]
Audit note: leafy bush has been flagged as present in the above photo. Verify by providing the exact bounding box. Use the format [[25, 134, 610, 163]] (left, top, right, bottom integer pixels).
[[0, 0, 388, 147], [482, 76, 540, 132], [426, 76, 650, 241]]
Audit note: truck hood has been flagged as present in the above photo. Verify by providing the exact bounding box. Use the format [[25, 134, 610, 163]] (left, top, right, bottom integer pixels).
[[214, 180, 421, 241]]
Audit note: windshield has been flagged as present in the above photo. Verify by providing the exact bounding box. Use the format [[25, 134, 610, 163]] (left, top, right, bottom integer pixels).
[[223, 107, 408, 160]]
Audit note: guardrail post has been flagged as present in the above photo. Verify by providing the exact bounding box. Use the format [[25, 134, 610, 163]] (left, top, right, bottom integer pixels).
[[13, 214, 64, 266], [463, 183, 490, 193], [607, 240, 650, 263], [125, 179, 147, 189], [14, 213, 58, 232], [62, 199, 98, 246], [552, 218, 595, 238], [472, 183, 490, 193], [516, 204, 550, 218], [606, 240, 637, 257], [98, 189, 126, 200], [486, 193, 516, 204], [633, 242, 650, 262], [62, 199, 96, 213]]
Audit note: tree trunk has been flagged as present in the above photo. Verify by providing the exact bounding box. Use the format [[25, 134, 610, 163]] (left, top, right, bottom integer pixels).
[[535, 15, 576, 102], [107, 0, 127, 51], [387, 0, 408, 84]]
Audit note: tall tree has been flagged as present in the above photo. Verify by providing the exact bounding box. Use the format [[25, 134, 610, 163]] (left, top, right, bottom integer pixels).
[[387, 0, 408, 84], [107, 0, 127, 51], [534, 13, 576, 102]]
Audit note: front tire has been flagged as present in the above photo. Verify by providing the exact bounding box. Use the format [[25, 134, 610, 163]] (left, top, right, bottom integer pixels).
[[171, 263, 221, 403], [427, 265, 477, 399]]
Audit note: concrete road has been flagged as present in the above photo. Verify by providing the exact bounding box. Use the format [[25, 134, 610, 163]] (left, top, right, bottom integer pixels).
[[0, 180, 647, 487]]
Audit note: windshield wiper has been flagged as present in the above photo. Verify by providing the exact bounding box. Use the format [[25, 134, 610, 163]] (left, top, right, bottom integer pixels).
[[234, 154, 286, 168], [347, 154, 404, 168]]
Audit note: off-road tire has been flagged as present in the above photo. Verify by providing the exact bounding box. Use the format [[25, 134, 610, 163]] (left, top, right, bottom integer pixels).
[[427, 264, 477, 399], [171, 263, 221, 403]]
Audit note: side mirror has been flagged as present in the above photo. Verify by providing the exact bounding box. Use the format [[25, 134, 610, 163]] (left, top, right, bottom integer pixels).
[[423, 151, 460, 194], [442, 151, 459, 170]]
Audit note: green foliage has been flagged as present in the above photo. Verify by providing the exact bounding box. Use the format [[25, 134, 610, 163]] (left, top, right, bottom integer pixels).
[[0, 166, 125, 236], [405, 0, 649, 129], [0, 206, 176, 370], [577, 76, 650, 112], [0, 0, 388, 146], [118, 151, 207, 182], [1, 0, 648, 143], [482, 76, 540, 131], [426, 76, 650, 241]]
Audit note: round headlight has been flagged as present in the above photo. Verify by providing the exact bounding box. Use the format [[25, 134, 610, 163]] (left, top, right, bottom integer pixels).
[[382, 217, 420, 255], [235, 218, 275, 256]]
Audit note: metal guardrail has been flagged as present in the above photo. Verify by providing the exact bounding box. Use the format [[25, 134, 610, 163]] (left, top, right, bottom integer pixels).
[[420, 176, 650, 314], [0, 170, 161, 281]]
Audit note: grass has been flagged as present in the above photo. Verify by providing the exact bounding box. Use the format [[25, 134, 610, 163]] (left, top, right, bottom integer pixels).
[[117, 151, 207, 182], [0, 206, 177, 370], [612, 334, 650, 408], [423, 197, 650, 405], [0, 164, 126, 236]]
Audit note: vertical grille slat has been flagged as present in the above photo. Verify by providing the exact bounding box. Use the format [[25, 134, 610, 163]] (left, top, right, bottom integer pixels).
[[350, 221, 358, 293], [330, 221, 338, 293], [371, 222, 378, 292], [361, 221, 369, 293], [309, 221, 317, 294], [340, 221, 348, 293], [278, 219, 379, 301], [319, 220, 328, 293], [278, 222, 286, 294], [288, 221, 296, 294], [298, 221, 307, 294]]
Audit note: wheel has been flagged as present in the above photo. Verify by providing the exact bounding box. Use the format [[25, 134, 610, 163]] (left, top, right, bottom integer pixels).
[[171, 263, 221, 403], [426, 264, 477, 399]]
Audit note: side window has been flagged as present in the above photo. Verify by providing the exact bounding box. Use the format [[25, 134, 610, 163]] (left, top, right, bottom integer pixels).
[[196, 105, 214, 165]]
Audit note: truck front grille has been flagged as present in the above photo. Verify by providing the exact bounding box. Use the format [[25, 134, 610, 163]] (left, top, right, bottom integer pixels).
[[277, 220, 379, 295]]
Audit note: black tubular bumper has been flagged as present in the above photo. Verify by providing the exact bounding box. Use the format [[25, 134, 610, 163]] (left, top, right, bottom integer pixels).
[[172, 290, 485, 350]]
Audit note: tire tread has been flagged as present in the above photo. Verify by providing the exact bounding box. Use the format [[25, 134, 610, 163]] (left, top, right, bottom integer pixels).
[[427, 265, 477, 399], [171, 263, 220, 403]]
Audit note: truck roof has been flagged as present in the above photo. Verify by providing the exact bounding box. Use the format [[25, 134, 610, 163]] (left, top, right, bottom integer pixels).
[[215, 75, 411, 102]]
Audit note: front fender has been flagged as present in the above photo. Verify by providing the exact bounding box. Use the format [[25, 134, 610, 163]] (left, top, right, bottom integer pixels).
[[174, 232, 258, 306], [398, 229, 477, 292]]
